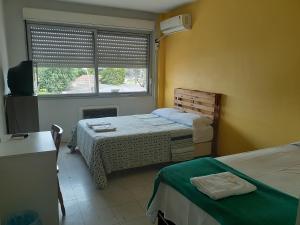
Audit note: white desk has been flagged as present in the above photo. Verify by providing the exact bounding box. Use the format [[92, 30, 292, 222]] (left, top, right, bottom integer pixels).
[[0, 132, 59, 225]]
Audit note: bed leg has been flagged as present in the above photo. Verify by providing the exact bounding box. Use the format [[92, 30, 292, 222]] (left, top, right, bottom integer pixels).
[[158, 211, 175, 225], [158, 213, 165, 225], [158, 213, 163, 225]]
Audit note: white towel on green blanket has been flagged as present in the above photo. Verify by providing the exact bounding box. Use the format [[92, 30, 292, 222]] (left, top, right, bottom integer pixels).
[[190, 172, 257, 200]]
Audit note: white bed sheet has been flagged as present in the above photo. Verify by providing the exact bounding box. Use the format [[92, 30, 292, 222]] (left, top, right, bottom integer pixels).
[[148, 143, 300, 225]]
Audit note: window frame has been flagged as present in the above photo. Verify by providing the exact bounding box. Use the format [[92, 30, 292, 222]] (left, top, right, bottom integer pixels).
[[25, 21, 154, 98]]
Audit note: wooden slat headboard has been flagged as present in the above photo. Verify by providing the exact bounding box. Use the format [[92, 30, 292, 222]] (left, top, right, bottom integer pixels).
[[174, 88, 222, 155]]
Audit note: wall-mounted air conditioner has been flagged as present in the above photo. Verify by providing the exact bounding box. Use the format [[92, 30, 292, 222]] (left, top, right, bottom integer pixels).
[[160, 14, 192, 35]]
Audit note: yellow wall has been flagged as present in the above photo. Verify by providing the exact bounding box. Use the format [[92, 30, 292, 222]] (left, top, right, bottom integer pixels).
[[156, 15, 166, 107], [159, 0, 300, 155]]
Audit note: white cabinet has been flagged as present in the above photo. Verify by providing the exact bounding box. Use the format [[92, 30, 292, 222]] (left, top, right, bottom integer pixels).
[[0, 132, 59, 225]]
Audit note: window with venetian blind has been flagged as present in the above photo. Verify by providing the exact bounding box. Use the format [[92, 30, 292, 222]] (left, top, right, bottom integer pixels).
[[26, 22, 151, 96]]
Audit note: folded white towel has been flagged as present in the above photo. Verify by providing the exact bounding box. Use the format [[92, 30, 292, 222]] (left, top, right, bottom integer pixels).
[[92, 125, 116, 132], [86, 121, 111, 128], [190, 172, 257, 200]]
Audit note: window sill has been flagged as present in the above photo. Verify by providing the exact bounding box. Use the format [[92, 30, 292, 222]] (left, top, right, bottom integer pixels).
[[37, 92, 152, 100]]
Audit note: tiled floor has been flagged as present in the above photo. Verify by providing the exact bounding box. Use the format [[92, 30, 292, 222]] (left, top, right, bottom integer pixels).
[[58, 144, 162, 225]]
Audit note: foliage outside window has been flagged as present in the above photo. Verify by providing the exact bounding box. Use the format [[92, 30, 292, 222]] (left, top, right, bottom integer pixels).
[[27, 23, 151, 96], [37, 68, 93, 94]]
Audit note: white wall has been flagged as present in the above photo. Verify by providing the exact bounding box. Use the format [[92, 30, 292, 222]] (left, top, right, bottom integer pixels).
[[3, 0, 158, 140], [0, 0, 9, 138]]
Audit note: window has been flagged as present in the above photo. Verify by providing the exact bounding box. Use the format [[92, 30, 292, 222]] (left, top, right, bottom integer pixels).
[[97, 32, 149, 93], [26, 22, 151, 96]]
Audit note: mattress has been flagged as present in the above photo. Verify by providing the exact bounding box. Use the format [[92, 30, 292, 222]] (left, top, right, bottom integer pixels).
[[193, 126, 213, 143], [194, 142, 212, 157], [71, 114, 213, 188], [148, 143, 300, 225]]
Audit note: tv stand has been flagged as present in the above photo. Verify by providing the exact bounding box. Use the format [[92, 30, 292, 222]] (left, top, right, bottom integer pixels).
[[5, 95, 39, 134]]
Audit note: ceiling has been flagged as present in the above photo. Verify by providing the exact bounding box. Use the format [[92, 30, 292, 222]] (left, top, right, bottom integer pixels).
[[60, 0, 195, 13]]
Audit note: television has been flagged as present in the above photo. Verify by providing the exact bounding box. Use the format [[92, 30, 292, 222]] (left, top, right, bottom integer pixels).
[[7, 60, 34, 96]]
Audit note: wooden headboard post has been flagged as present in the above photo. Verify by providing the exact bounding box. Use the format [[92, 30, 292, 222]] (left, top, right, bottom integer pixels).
[[174, 88, 221, 156], [212, 94, 221, 156]]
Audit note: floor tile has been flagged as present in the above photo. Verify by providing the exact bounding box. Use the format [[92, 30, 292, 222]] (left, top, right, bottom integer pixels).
[[136, 197, 151, 210], [121, 216, 153, 225], [58, 144, 159, 225], [112, 202, 145, 223], [60, 185, 77, 201], [80, 203, 119, 225], [59, 200, 84, 225], [128, 184, 154, 201]]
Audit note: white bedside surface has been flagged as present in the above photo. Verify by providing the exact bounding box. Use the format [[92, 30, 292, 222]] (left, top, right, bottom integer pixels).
[[0, 131, 56, 158], [0, 131, 59, 225]]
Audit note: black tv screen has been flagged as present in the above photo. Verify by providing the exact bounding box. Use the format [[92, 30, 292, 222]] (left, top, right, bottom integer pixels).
[[7, 60, 34, 96]]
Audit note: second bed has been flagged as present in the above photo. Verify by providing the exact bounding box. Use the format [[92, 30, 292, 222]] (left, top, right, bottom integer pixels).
[[70, 88, 221, 188]]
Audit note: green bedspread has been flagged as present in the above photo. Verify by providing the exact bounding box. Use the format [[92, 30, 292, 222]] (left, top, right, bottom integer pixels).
[[148, 157, 298, 225]]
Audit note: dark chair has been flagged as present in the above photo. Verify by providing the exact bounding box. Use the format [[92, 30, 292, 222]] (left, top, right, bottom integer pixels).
[[51, 124, 66, 216]]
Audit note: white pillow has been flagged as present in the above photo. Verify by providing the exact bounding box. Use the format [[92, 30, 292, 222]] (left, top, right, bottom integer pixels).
[[168, 112, 213, 127], [193, 115, 214, 128], [152, 108, 213, 127], [152, 108, 181, 118]]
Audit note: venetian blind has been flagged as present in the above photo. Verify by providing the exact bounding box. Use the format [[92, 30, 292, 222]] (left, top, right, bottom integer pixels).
[[28, 24, 95, 67], [97, 31, 149, 68]]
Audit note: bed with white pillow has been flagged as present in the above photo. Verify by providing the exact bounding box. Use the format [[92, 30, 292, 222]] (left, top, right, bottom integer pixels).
[[69, 88, 221, 188]]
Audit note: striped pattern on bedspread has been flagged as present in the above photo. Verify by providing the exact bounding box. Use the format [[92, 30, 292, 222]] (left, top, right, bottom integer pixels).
[[71, 115, 194, 188], [171, 135, 194, 161]]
